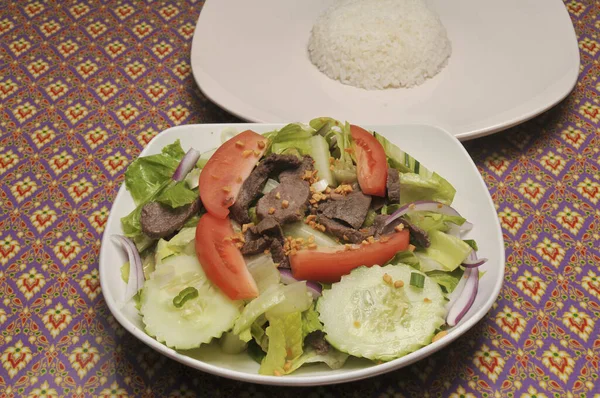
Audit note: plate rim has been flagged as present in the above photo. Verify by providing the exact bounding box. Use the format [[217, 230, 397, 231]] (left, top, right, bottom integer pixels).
[[189, 0, 580, 141], [99, 122, 505, 386]]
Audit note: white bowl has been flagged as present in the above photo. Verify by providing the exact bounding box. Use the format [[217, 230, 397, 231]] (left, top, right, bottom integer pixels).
[[99, 123, 504, 386]]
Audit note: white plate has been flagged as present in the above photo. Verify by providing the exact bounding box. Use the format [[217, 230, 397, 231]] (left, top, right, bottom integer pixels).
[[190, 0, 579, 140], [99, 123, 505, 386]]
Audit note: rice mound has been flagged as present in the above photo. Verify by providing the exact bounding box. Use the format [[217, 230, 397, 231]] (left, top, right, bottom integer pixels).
[[307, 0, 452, 90]]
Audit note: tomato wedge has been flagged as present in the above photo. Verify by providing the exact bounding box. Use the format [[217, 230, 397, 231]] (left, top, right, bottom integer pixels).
[[195, 212, 259, 300], [350, 124, 388, 197], [289, 230, 410, 283], [199, 130, 268, 219]]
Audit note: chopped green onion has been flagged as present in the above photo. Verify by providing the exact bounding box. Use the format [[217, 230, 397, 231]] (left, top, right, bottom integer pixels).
[[409, 272, 425, 288], [463, 239, 479, 251], [248, 207, 258, 225], [173, 286, 199, 308]]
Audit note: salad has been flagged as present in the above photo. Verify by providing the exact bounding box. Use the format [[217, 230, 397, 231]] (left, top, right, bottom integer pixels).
[[112, 118, 487, 376]]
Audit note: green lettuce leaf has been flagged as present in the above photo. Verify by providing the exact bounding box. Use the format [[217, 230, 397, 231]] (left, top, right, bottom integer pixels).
[[259, 312, 304, 375], [233, 285, 286, 341], [301, 304, 323, 339], [426, 267, 464, 294], [399, 173, 456, 205], [404, 211, 466, 234], [374, 133, 456, 204], [288, 346, 349, 373], [125, 140, 185, 205], [417, 231, 472, 272], [155, 181, 197, 208]]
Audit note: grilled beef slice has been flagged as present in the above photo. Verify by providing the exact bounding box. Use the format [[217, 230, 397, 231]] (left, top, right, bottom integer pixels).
[[386, 168, 400, 203], [317, 215, 367, 243], [140, 198, 201, 239], [256, 178, 311, 224], [318, 190, 372, 229], [229, 154, 302, 224]]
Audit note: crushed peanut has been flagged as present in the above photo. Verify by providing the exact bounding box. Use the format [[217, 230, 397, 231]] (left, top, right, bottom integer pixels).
[[268, 207, 276, 215], [409, 203, 416, 210], [394, 280, 404, 288], [263, 249, 270, 255], [344, 148, 354, 154], [257, 140, 266, 149], [367, 236, 376, 244], [329, 156, 335, 165], [253, 149, 261, 157], [383, 273, 392, 284], [305, 215, 317, 223], [329, 165, 335, 171], [423, 298, 432, 303], [235, 140, 245, 148], [211, 174, 219, 180], [408, 244, 416, 252], [283, 361, 292, 372], [307, 235, 315, 243], [222, 186, 231, 193], [274, 370, 282, 377], [275, 192, 281, 199], [394, 224, 405, 232], [432, 330, 447, 342], [242, 223, 253, 233], [281, 200, 289, 209], [236, 176, 242, 183], [353, 321, 361, 328], [242, 150, 252, 158], [334, 184, 353, 195], [437, 203, 443, 208], [307, 243, 317, 249], [361, 239, 370, 246], [325, 187, 331, 194], [380, 236, 390, 243]]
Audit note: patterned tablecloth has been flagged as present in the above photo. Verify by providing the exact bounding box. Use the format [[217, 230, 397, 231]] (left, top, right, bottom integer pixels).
[[1, 0, 599, 396]]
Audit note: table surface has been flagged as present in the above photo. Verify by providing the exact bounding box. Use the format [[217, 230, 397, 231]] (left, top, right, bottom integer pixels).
[[1, 0, 599, 396]]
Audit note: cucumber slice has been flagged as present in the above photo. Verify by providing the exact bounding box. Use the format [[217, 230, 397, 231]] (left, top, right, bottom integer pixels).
[[140, 253, 242, 350], [317, 264, 446, 361]]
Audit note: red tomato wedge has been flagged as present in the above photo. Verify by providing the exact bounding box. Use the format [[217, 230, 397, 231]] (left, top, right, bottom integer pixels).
[[199, 130, 268, 219], [350, 124, 388, 197], [195, 212, 259, 300], [289, 230, 410, 283]]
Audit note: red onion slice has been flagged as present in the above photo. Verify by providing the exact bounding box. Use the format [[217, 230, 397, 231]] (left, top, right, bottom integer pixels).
[[384, 200, 463, 227], [462, 250, 488, 268], [279, 268, 322, 299], [446, 267, 479, 327], [172, 148, 200, 181], [111, 235, 145, 302]]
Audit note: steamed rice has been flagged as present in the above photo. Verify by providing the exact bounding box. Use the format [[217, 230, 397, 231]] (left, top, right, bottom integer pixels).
[[307, 0, 451, 90]]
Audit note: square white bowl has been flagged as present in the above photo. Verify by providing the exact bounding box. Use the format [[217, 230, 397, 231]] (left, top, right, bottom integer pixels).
[[99, 123, 505, 386]]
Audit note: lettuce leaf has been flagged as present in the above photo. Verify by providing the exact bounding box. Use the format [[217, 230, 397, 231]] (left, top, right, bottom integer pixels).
[[259, 312, 304, 375], [125, 140, 185, 205], [404, 211, 466, 234], [155, 181, 197, 208], [374, 133, 456, 204], [399, 173, 456, 205], [427, 268, 464, 294], [301, 303, 323, 339], [288, 346, 349, 373], [233, 285, 286, 341]]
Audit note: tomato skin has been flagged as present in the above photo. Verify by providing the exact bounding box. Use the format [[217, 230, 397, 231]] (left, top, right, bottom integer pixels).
[[350, 125, 388, 197], [195, 212, 259, 300], [289, 230, 410, 283], [199, 130, 268, 219]]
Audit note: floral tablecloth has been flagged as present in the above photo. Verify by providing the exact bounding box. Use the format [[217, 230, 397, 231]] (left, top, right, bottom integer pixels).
[[1, 0, 599, 396]]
